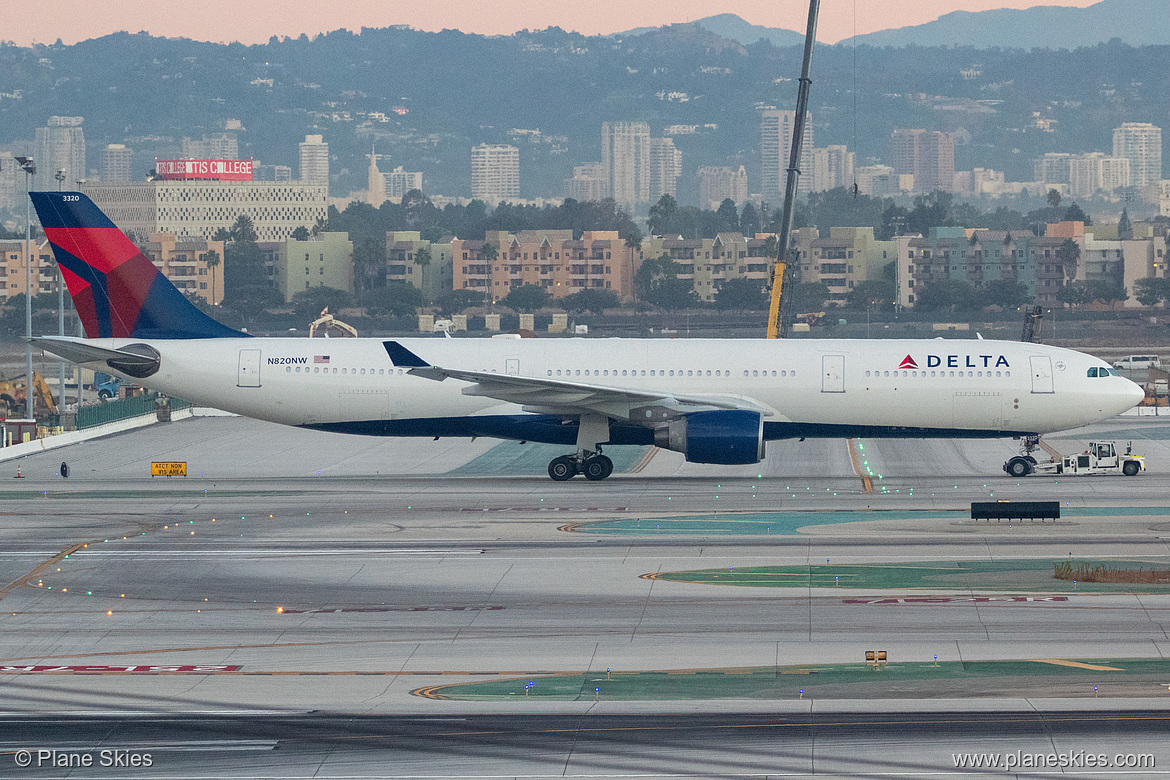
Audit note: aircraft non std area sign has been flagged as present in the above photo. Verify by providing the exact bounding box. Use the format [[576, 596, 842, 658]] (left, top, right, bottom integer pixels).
[[150, 462, 187, 477]]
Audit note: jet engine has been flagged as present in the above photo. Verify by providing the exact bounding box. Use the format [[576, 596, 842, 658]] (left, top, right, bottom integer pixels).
[[654, 410, 765, 465]]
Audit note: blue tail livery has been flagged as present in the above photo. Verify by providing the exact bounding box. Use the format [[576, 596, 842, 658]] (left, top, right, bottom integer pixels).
[[29, 191, 244, 339]]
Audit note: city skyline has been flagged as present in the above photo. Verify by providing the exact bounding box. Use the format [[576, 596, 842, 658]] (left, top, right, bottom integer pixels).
[[6, 0, 1099, 48]]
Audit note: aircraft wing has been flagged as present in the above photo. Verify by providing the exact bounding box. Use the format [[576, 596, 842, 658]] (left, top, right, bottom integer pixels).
[[383, 341, 773, 421]]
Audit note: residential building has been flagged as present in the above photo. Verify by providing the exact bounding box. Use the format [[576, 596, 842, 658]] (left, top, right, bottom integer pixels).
[[854, 164, 902, 196], [452, 229, 634, 302], [298, 135, 330, 188], [33, 116, 85, 191], [697, 165, 748, 210], [1113, 122, 1162, 188], [1034, 153, 1073, 186], [0, 151, 20, 213], [138, 233, 226, 306], [563, 163, 607, 202], [253, 164, 293, 182], [793, 227, 894, 307], [1068, 153, 1131, 197], [470, 143, 520, 205], [384, 231, 453, 300], [101, 144, 133, 183], [648, 137, 682, 203], [181, 133, 239, 160], [810, 146, 855, 192], [602, 121, 651, 211], [385, 166, 423, 200], [890, 129, 954, 193], [0, 239, 55, 303], [83, 180, 328, 243], [760, 109, 814, 204], [260, 232, 353, 302]]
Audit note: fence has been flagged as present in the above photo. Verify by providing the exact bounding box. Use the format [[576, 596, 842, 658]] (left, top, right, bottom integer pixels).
[[75, 393, 191, 430]]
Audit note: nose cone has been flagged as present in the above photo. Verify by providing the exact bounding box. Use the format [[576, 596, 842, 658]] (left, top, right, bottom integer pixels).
[[1122, 378, 1145, 411]]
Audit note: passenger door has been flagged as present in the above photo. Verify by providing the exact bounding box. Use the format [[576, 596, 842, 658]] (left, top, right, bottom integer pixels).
[[821, 354, 845, 393], [237, 349, 261, 387], [1029, 355, 1054, 394]]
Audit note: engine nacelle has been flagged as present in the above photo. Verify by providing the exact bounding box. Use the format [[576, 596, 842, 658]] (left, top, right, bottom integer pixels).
[[654, 410, 765, 465]]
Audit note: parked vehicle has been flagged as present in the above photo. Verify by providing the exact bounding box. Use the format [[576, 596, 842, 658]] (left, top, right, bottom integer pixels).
[[1112, 355, 1161, 371]]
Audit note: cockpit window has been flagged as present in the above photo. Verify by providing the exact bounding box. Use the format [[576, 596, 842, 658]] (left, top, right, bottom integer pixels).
[[1107, 367, 1120, 376], [1087, 367, 1098, 377]]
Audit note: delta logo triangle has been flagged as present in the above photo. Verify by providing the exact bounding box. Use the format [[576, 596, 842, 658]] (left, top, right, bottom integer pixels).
[[898, 355, 918, 369]]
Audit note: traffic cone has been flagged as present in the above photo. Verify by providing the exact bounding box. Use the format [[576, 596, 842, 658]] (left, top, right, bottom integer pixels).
[[15, 467, 23, 478]]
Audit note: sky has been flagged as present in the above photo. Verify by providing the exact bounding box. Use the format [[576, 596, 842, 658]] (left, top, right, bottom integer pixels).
[[6, 0, 1101, 47]]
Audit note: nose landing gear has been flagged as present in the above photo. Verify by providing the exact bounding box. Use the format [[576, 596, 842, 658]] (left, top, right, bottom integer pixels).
[[548, 450, 614, 481]]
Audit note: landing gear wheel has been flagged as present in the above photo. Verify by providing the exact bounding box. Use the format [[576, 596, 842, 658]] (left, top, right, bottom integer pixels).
[[583, 455, 614, 481], [1122, 461, 1140, 476], [548, 455, 577, 481], [1006, 457, 1032, 478]]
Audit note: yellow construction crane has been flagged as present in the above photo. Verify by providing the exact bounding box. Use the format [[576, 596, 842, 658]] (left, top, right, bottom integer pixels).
[[766, 0, 821, 339], [309, 307, 358, 338]]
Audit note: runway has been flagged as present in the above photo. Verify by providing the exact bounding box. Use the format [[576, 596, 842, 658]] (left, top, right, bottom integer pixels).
[[4, 414, 1170, 776]]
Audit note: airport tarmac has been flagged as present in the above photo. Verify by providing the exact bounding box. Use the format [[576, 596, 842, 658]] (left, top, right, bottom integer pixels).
[[4, 414, 1170, 777]]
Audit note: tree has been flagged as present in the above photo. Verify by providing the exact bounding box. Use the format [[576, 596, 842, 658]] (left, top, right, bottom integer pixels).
[[713, 277, 768, 311], [229, 214, 258, 244], [1135, 277, 1169, 308], [290, 226, 310, 241], [1118, 208, 1133, 240], [977, 279, 1032, 310], [1046, 189, 1063, 211], [624, 225, 643, 253], [480, 241, 499, 266], [201, 249, 221, 305], [365, 281, 425, 316], [1064, 202, 1091, 225], [562, 288, 619, 313], [351, 238, 387, 302], [1057, 281, 1093, 308], [846, 279, 896, 311], [648, 194, 679, 236], [790, 281, 831, 312], [1056, 238, 1081, 281], [414, 245, 431, 267], [739, 202, 761, 237], [291, 286, 353, 320], [715, 198, 740, 233], [643, 276, 698, 311], [634, 254, 683, 301], [435, 289, 486, 314], [913, 279, 978, 312], [501, 284, 551, 312]]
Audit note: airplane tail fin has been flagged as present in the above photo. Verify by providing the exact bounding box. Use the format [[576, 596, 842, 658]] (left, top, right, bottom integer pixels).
[[29, 191, 244, 339]]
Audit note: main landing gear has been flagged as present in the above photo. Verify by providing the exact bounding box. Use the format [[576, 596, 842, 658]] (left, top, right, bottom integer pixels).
[[548, 451, 614, 481]]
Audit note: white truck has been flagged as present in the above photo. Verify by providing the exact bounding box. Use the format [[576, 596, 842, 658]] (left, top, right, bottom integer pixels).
[[1004, 441, 1145, 477]]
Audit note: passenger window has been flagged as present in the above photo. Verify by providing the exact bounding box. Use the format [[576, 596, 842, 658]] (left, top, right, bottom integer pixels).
[[883, 371, 889, 377], [360, 368, 366, 375], [547, 370, 553, 376], [669, 370, 674, 376], [622, 370, 627, 376]]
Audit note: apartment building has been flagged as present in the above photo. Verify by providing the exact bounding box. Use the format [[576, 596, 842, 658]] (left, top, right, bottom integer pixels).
[[0, 240, 55, 303], [138, 233, 226, 306], [471, 143, 520, 205], [385, 231, 453, 301], [260, 232, 353, 302]]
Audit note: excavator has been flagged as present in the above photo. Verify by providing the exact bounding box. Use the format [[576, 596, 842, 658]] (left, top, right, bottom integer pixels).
[[0, 372, 57, 417]]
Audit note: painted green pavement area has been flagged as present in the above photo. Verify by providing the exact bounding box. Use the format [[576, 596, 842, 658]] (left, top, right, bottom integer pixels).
[[449, 442, 652, 476], [418, 658, 1170, 701], [644, 559, 1170, 593], [566, 507, 1170, 536]]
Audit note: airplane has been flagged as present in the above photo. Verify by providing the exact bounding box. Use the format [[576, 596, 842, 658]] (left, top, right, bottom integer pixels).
[[27, 191, 1144, 481]]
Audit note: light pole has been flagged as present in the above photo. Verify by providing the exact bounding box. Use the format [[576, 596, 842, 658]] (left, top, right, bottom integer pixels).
[[15, 156, 35, 421], [55, 170, 65, 422]]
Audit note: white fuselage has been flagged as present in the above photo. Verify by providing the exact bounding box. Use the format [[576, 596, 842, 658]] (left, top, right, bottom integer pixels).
[[78, 336, 1142, 438]]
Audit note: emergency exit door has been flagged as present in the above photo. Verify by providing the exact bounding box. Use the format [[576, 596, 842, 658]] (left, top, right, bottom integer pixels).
[[238, 349, 262, 387], [821, 354, 845, 393]]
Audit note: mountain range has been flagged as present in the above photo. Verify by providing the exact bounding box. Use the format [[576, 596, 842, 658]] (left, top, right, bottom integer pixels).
[[628, 0, 1170, 50]]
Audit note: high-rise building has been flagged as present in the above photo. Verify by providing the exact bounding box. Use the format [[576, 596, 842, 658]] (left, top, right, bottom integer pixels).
[[181, 133, 239, 160], [648, 137, 682, 204], [811, 145, 855, 192], [697, 166, 748, 210], [890, 129, 954, 193], [33, 116, 85, 191], [563, 162, 607, 202], [470, 143, 520, 205], [602, 121, 650, 211], [1034, 153, 1073, 186], [0, 151, 20, 213], [385, 167, 423, 199], [101, 143, 133, 182], [1068, 153, 1131, 197], [299, 135, 330, 189], [760, 110, 814, 204], [1113, 122, 1162, 188]]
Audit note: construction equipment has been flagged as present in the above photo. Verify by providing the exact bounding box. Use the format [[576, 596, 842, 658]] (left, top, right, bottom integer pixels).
[[1020, 305, 1044, 343], [765, 0, 821, 339], [0, 372, 57, 416], [1005, 441, 1144, 477], [309, 307, 358, 338]]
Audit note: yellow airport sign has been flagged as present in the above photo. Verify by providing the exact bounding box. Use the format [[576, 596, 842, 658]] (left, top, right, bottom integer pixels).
[[151, 461, 187, 477]]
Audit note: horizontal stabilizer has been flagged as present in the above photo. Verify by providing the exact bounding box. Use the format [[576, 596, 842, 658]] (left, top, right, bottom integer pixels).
[[31, 336, 160, 378]]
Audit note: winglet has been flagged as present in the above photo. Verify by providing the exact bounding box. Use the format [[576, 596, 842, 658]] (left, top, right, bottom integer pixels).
[[383, 341, 431, 367]]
